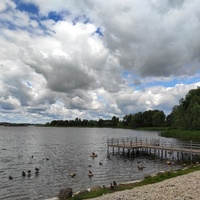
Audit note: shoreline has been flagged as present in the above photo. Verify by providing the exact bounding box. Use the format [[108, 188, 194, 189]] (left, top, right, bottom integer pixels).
[[88, 170, 200, 200], [47, 164, 200, 200]]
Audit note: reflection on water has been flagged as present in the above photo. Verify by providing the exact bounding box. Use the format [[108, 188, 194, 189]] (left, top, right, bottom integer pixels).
[[0, 126, 180, 200]]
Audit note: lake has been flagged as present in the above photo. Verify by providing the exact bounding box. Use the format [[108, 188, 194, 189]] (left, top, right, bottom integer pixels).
[[0, 126, 179, 199]]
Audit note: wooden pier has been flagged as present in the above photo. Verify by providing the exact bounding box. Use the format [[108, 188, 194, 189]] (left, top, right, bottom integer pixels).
[[107, 137, 200, 161]]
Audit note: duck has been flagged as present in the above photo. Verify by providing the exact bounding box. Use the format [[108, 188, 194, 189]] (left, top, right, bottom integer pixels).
[[27, 170, 31, 177], [35, 167, 39, 172], [22, 171, 26, 177], [9, 175, 13, 180], [88, 170, 93, 177], [99, 162, 103, 165], [166, 161, 171, 165], [90, 152, 98, 157], [35, 167, 39, 175], [113, 181, 117, 186], [69, 172, 76, 178], [138, 165, 145, 170]]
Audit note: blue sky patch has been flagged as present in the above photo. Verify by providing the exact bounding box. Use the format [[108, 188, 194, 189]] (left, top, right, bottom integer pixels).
[[41, 11, 70, 22], [15, 0, 39, 14], [95, 27, 103, 36], [0, 20, 16, 30], [122, 70, 200, 90], [48, 11, 63, 22]]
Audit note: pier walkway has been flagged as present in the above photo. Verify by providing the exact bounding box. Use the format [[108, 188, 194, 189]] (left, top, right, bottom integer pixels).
[[107, 137, 200, 161]]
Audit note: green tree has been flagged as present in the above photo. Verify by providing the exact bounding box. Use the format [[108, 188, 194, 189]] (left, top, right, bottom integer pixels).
[[143, 110, 160, 127], [152, 111, 165, 127], [98, 119, 104, 127], [122, 114, 132, 126], [111, 116, 119, 127], [170, 86, 200, 130], [130, 112, 143, 128]]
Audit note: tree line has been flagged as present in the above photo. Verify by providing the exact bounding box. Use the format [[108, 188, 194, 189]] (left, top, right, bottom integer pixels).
[[46, 86, 200, 131]]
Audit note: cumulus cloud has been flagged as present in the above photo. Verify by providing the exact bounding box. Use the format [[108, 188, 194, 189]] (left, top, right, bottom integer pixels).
[[0, 0, 200, 123], [84, 0, 200, 78]]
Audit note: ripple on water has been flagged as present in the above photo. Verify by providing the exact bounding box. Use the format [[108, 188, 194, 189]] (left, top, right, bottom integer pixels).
[[0, 127, 182, 200]]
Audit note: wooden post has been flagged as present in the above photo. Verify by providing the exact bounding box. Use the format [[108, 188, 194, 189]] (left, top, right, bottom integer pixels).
[[146, 139, 148, 153], [136, 137, 137, 147], [190, 140, 193, 162]]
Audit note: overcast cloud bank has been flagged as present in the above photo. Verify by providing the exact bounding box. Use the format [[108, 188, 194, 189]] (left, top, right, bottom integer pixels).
[[0, 0, 200, 123]]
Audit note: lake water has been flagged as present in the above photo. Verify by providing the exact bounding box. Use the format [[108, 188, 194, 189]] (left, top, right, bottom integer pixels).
[[0, 126, 180, 200]]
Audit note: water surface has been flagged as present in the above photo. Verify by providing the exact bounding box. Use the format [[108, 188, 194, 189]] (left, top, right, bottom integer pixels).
[[0, 126, 179, 199]]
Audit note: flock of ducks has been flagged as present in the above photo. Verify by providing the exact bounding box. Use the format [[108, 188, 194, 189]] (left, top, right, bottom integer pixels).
[[22, 167, 40, 177], [9, 167, 40, 180], [69, 169, 94, 178], [8, 155, 49, 180], [67, 153, 147, 180], [69, 153, 101, 178], [8, 152, 150, 181]]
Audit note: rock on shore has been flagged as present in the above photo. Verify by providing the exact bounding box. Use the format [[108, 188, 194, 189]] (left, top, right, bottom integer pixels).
[[89, 171, 200, 200]]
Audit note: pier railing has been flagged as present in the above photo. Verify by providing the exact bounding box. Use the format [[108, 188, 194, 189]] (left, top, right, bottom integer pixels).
[[107, 137, 200, 154]]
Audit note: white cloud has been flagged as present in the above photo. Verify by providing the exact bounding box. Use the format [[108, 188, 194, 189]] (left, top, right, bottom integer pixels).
[[0, 0, 15, 12], [0, 0, 200, 123]]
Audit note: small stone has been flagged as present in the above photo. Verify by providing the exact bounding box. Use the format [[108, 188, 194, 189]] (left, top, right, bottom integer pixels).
[[150, 173, 157, 177], [58, 187, 73, 199]]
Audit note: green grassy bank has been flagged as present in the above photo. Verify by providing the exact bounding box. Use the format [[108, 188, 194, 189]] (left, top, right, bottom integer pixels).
[[137, 127, 200, 141], [160, 129, 200, 141]]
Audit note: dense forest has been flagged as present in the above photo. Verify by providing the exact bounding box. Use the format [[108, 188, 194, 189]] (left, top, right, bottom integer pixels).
[[46, 87, 200, 131]]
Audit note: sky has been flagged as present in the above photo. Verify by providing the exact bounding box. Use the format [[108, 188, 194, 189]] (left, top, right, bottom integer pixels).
[[0, 0, 200, 124]]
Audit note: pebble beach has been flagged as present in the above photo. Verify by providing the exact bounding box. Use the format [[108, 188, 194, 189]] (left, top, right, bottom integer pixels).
[[89, 171, 200, 200]]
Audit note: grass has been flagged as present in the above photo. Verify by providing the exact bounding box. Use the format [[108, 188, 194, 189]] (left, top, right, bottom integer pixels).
[[137, 127, 169, 131], [160, 129, 200, 141], [70, 164, 200, 200], [136, 127, 200, 141]]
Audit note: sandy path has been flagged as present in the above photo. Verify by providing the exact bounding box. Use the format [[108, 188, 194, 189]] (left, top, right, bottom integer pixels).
[[88, 171, 200, 200]]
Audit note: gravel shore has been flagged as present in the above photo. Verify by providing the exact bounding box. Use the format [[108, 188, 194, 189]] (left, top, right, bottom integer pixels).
[[88, 171, 200, 200]]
